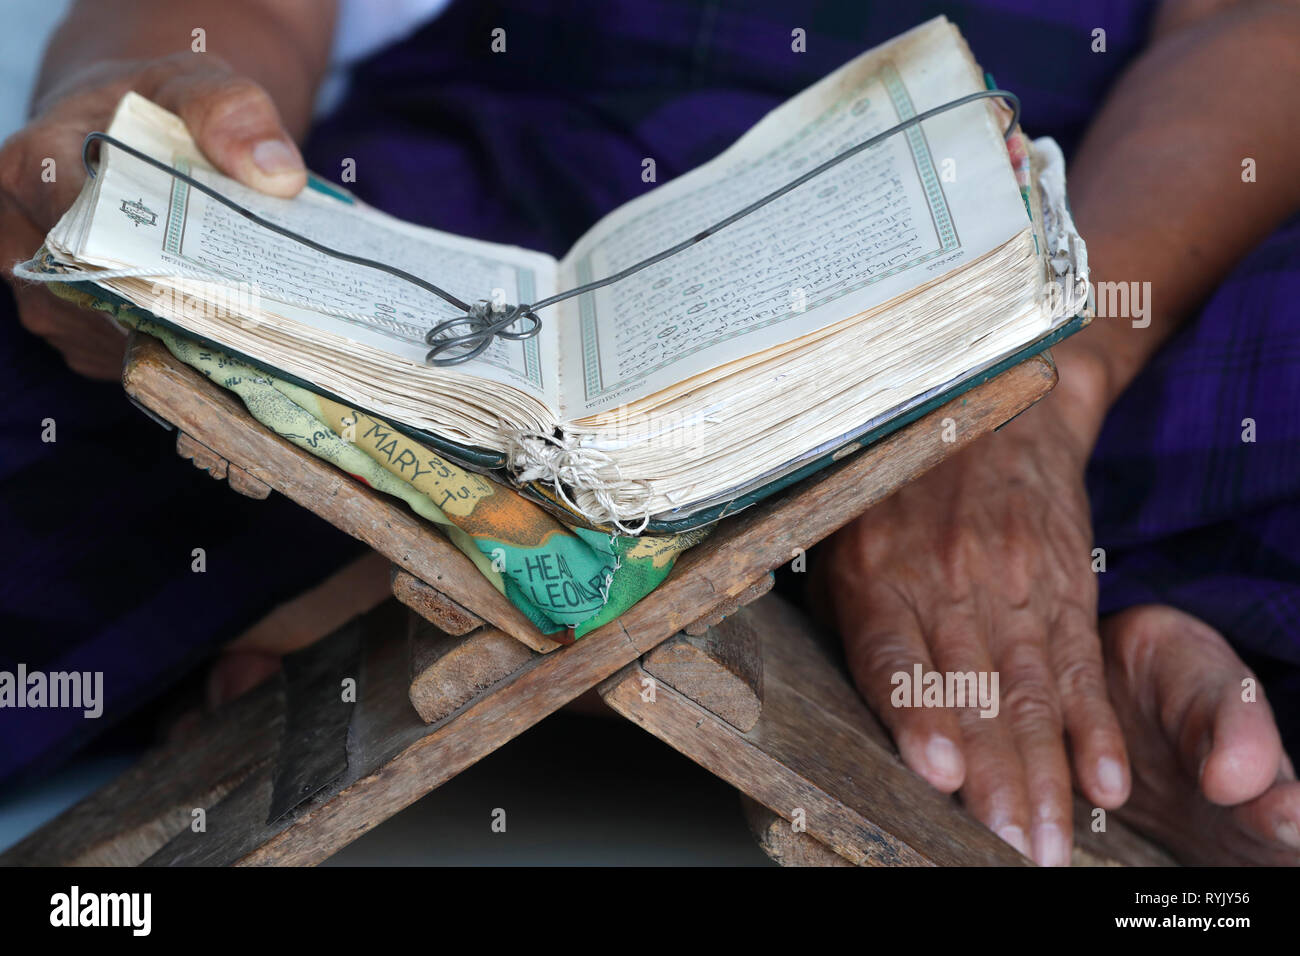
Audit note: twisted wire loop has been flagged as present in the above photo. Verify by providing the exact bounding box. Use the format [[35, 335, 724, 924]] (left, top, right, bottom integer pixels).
[[424, 301, 542, 366]]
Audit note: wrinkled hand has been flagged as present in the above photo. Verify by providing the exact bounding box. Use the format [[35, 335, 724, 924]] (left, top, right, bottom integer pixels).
[[0, 53, 306, 379], [817, 394, 1130, 866]]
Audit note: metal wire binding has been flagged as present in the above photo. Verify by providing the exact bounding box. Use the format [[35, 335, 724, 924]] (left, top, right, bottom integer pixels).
[[81, 89, 1020, 367]]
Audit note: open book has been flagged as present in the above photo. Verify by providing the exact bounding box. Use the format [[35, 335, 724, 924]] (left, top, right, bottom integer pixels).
[[33, 16, 1087, 533]]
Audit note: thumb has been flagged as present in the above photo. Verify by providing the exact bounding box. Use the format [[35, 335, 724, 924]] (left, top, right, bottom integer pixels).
[[151, 71, 307, 198]]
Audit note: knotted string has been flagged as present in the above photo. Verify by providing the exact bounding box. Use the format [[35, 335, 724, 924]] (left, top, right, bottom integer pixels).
[[503, 429, 654, 536]]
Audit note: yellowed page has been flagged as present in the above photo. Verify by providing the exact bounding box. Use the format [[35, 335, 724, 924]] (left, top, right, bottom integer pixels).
[[555, 16, 1028, 420], [54, 92, 561, 409]]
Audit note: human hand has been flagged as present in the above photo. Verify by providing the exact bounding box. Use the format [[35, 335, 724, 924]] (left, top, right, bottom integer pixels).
[[817, 387, 1130, 866], [0, 53, 306, 379]]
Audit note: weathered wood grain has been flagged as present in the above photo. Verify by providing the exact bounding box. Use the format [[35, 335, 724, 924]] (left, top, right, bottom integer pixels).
[[683, 572, 774, 636], [740, 795, 852, 866], [176, 431, 227, 480], [600, 598, 1034, 868], [14, 339, 1059, 866], [603, 594, 1031, 866], [124, 333, 546, 650], [391, 567, 484, 636], [228, 462, 272, 499], [408, 616, 536, 724], [177, 430, 273, 499], [627, 593, 1175, 868], [0, 675, 284, 866], [743, 789, 1175, 868], [643, 614, 763, 732]]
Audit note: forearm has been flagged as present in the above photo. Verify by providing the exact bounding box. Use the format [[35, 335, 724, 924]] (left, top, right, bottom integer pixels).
[[34, 0, 337, 138], [1050, 0, 1300, 450]]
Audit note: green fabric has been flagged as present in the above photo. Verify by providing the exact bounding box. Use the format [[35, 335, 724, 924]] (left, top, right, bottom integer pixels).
[[52, 283, 707, 639]]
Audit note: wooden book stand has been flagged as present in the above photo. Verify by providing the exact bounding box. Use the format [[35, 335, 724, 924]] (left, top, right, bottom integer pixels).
[[0, 333, 1174, 866]]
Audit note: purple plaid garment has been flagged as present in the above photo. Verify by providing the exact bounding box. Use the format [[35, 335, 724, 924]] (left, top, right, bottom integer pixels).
[[1, 0, 1296, 789], [1088, 214, 1300, 740]]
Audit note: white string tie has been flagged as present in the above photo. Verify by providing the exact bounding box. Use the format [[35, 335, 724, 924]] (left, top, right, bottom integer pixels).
[[504, 428, 653, 535]]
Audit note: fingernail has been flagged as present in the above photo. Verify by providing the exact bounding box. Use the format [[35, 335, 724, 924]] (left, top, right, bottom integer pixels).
[[1276, 820, 1300, 850], [997, 824, 1029, 856], [1097, 756, 1124, 797], [251, 138, 302, 176], [925, 735, 962, 782], [1032, 823, 1070, 867]]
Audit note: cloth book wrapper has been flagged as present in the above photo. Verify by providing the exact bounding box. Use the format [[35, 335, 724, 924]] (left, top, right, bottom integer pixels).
[[46, 278, 706, 641]]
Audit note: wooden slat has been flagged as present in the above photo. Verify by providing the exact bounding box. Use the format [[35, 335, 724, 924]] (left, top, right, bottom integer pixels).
[[0, 675, 284, 866], [391, 567, 484, 636], [407, 616, 536, 724], [683, 572, 774, 636], [16, 340, 1058, 866], [617, 593, 1176, 867], [746, 794, 1175, 868], [603, 594, 1029, 866], [124, 333, 545, 649], [740, 795, 852, 866], [643, 614, 763, 732]]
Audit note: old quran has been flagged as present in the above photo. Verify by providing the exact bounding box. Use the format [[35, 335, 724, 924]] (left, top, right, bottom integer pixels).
[[31, 17, 1088, 532]]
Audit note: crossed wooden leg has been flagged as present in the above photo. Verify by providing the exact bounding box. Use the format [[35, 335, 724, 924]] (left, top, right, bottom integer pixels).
[[6, 334, 1131, 865], [0, 581, 1176, 866], [600, 590, 1176, 867]]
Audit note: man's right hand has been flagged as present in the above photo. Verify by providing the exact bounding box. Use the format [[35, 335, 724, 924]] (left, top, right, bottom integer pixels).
[[0, 53, 307, 379]]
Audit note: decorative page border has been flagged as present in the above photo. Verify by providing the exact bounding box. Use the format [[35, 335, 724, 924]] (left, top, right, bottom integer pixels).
[[577, 63, 959, 402]]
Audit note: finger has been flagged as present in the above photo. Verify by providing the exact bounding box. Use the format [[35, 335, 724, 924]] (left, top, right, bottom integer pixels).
[[0, 193, 46, 274], [1, 209, 127, 380], [151, 70, 306, 197], [12, 284, 128, 380], [996, 630, 1074, 866], [837, 578, 967, 793], [1051, 603, 1131, 809], [0, 118, 93, 230], [1229, 780, 1300, 860], [1199, 672, 1284, 806], [1129, 610, 1286, 806], [924, 616, 1034, 858]]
